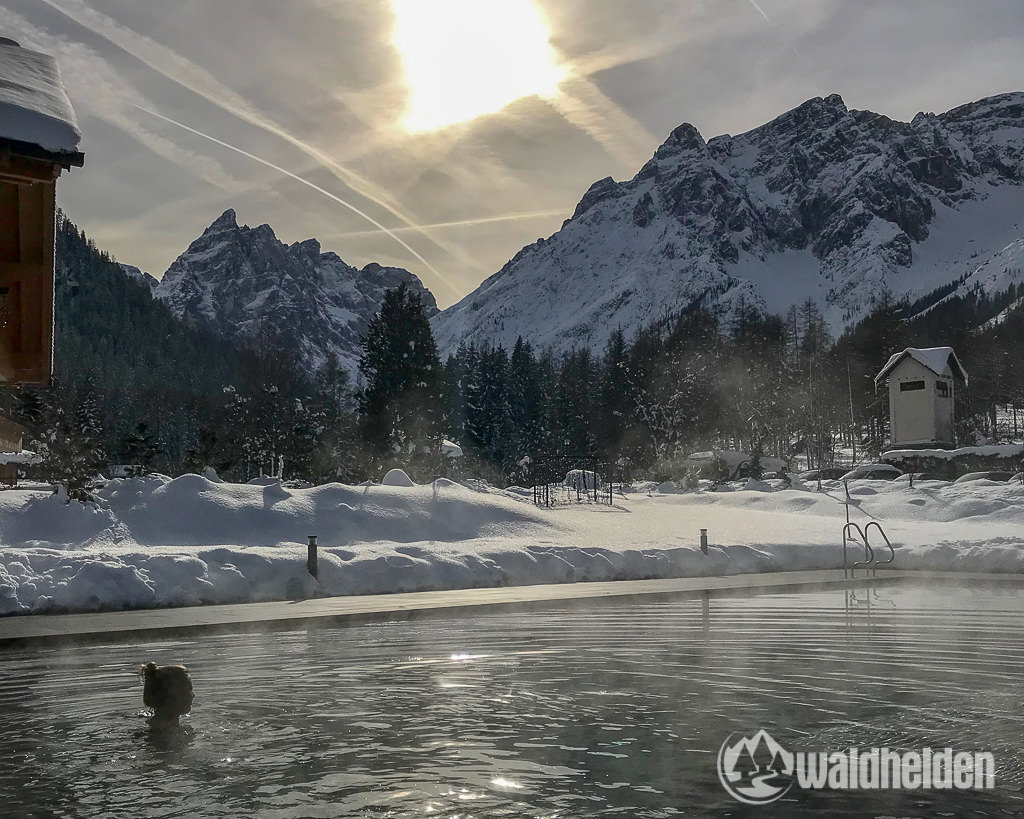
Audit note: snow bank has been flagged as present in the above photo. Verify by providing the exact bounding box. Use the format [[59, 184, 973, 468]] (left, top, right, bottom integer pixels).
[[382, 468, 415, 487], [1, 474, 1024, 615], [0, 474, 553, 614]]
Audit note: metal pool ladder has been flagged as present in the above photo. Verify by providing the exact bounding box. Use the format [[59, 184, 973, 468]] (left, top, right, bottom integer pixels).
[[843, 515, 895, 578]]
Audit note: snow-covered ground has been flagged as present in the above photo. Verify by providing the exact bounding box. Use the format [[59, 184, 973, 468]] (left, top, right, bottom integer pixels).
[[1, 472, 1023, 616]]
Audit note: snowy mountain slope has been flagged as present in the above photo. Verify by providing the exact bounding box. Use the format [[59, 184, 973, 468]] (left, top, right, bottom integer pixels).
[[432, 92, 1024, 353], [119, 263, 158, 292], [154, 209, 438, 374]]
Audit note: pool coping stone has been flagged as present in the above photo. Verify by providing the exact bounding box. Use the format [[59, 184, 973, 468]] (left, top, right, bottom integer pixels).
[[1, 568, 1020, 646]]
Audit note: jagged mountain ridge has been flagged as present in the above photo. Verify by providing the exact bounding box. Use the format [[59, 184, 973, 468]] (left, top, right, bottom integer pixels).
[[154, 209, 439, 374], [119, 263, 158, 292], [432, 92, 1024, 354]]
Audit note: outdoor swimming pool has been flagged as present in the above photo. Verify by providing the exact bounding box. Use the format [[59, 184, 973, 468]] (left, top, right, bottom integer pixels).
[[1, 579, 1022, 817]]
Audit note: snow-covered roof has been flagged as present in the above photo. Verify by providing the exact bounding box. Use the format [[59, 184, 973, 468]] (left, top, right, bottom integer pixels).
[[0, 40, 82, 159], [874, 347, 968, 386], [441, 439, 464, 458], [0, 449, 40, 465], [884, 444, 1023, 462]]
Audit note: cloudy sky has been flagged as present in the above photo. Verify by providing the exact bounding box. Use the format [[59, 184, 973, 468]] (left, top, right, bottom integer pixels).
[[3, 0, 1022, 306]]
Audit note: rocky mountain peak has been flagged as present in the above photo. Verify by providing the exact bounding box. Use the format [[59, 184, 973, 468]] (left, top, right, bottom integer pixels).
[[655, 122, 706, 157], [432, 91, 1024, 356], [154, 211, 437, 374], [206, 208, 238, 233]]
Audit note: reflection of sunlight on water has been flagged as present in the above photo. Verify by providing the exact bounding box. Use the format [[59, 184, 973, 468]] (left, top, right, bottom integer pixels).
[[4, 585, 1024, 817], [443, 787, 484, 801], [491, 776, 524, 789]]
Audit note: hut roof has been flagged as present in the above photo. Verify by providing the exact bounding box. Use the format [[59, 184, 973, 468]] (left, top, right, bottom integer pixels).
[[874, 347, 968, 386]]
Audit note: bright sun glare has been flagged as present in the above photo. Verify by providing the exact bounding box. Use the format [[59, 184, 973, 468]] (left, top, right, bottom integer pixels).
[[391, 0, 566, 132]]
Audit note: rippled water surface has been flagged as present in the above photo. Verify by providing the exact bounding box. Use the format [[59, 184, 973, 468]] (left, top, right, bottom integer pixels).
[[2, 581, 1023, 817]]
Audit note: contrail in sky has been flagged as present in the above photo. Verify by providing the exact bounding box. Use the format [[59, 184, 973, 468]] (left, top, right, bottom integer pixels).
[[34, 0, 478, 272], [337, 210, 567, 238], [746, 0, 772, 22], [134, 105, 462, 299]]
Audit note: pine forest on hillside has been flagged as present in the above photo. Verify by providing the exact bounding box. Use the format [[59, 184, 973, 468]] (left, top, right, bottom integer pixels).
[[2, 215, 1023, 496]]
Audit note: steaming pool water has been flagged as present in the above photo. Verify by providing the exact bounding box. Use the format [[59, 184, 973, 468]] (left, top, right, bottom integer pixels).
[[1, 580, 1022, 817]]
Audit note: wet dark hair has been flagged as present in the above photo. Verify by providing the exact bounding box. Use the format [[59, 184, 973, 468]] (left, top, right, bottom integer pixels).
[[139, 662, 194, 725]]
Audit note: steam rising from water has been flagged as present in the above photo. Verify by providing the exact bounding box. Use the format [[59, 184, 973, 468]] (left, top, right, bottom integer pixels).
[[1, 584, 1021, 816]]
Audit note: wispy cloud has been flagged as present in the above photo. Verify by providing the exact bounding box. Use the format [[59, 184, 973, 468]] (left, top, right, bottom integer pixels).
[[550, 76, 659, 170], [33, 0, 478, 274], [0, 7, 236, 189]]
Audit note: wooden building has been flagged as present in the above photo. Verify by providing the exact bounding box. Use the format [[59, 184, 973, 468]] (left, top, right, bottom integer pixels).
[[0, 37, 83, 385], [874, 347, 968, 449]]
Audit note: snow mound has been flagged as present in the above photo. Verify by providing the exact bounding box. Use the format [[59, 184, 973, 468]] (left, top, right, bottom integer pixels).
[[441, 439, 464, 458], [382, 469, 415, 487], [2, 474, 1024, 615]]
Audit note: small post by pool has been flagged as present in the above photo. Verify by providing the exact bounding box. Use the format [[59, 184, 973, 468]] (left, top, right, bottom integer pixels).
[[700, 529, 708, 554], [307, 535, 318, 579]]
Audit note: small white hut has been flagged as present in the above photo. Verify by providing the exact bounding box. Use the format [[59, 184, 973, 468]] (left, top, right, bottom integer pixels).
[[874, 347, 967, 449]]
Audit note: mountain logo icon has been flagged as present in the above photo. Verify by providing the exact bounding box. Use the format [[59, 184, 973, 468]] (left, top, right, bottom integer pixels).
[[717, 729, 795, 805]]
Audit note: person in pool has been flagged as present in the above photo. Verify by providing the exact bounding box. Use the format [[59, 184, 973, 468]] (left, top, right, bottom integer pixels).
[[139, 662, 194, 727]]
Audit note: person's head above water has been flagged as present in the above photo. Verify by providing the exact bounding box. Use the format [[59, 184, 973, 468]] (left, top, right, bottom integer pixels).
[[138, 662, 194, 726]]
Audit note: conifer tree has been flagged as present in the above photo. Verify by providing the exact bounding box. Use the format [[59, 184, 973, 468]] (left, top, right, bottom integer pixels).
[[598, 328, 630, 469], [31, 380, 107, 501], [358, 284, 444, 476], [121, 422, 162, 473]]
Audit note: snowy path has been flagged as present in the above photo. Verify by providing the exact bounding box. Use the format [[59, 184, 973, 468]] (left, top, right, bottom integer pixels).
[[1, 474, 1023, 616]]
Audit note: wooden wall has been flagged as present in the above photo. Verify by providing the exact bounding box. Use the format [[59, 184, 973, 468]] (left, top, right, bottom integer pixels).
[[0, 414, 24, 451], [0, 153, 58, 385]]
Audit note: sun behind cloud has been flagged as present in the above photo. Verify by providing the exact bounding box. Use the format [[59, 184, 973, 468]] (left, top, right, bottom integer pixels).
[[391, 0, 566, 132]]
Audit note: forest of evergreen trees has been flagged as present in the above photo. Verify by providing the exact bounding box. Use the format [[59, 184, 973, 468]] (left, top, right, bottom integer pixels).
[[2, 214, 1022, 497]]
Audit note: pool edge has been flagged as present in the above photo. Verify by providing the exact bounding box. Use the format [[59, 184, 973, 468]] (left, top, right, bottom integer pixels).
[[5, 568, 1020, 647]]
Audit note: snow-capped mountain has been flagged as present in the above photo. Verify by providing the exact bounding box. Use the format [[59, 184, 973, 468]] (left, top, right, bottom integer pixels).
[[154, 209, 438, 374], [432, 92, 1023, 353]]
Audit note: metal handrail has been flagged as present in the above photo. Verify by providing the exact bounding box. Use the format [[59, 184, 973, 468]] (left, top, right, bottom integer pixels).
[[842, 478, 896, 577], [843, 521, 873, 577], [864, 522, 895, 568], [842, 520, 897, 578]]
